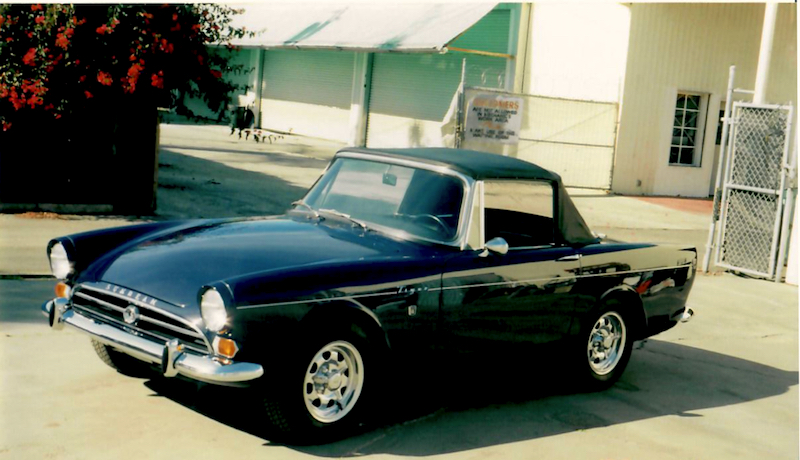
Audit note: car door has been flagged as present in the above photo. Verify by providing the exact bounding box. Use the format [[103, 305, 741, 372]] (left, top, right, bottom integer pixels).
[[439, 180, 582, 355]]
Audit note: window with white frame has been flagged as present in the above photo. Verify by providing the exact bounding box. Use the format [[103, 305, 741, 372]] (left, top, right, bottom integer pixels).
[[670, 93, 706, 166]]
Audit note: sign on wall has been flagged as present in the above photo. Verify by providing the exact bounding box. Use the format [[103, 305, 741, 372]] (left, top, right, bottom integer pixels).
[[465, 93, 524, 144]]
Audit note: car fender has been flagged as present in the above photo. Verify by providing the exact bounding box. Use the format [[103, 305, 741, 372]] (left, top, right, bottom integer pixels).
[[300, 298, 391, 350]]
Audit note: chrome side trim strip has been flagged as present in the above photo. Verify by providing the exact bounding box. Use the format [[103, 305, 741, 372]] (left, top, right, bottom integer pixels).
[[236, 263, 691, 310]]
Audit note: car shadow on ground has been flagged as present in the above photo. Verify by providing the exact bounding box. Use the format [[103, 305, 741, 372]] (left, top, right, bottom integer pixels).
[[142, 339, 797, 457]]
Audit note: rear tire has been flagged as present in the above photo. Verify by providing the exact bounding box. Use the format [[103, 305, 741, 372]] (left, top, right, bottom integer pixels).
[[91, 340, 155, 378], [578, 300, 633, 390]]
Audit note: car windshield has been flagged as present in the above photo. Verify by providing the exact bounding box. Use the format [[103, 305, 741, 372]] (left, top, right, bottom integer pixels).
[[302, 157, 466, 243]]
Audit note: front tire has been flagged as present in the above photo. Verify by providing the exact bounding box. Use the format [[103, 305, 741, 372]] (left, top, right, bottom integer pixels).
[[91, 339, 154, 377], [262, 328, 373, 442], [579, 302, 633, 390]]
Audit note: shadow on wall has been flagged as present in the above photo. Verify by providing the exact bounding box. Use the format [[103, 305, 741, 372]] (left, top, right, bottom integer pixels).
[[143, 339, 797, 456], [408, 121, 423, 147]]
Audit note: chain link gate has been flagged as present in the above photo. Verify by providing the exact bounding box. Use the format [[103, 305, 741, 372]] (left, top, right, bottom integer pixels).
[[714, 102, 794, 278]]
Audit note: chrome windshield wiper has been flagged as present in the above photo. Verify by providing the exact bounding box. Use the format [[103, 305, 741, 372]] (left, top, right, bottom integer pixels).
[[291, 200, 320, 220], [318, 208, 369, 231]]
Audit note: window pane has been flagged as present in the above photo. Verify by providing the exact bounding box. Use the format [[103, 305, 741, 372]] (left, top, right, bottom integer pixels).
[[683, 129, 696, 147], [679, 147, 694, 165], [674, 114, 684, 128], [686, 95, 700, 110], [484, 181, 554, 247], [669, 146, 680, 163], [676, 95, 687, 109], [685, 111, 698, 127], [716, 109, 725, 145], [672, 128, 683, 146]]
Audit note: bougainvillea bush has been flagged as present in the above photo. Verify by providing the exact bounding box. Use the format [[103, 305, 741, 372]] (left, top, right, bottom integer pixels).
[[0, 3, 252, 131]]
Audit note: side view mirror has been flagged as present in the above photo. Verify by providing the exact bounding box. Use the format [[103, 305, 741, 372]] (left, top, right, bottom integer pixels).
[[485, 237, 509, 255]]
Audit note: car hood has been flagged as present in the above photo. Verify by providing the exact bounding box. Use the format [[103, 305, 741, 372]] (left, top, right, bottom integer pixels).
[[92, 216, 417, 308]]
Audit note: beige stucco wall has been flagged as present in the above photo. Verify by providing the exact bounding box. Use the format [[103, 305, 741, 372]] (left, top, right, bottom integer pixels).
[[613, 3, 797, 197], [521, 3, 631, 103]]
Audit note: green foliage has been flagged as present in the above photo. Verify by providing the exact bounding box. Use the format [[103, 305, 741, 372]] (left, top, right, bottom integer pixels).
[[0, 3, 254, 130]]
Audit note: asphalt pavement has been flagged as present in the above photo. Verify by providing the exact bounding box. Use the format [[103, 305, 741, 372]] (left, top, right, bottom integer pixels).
[[1, 273, 796, 459]]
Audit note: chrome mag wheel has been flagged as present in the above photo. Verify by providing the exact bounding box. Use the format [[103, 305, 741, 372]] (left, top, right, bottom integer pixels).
[[587, 311, 627, 376], [303, 340, 364, 424]]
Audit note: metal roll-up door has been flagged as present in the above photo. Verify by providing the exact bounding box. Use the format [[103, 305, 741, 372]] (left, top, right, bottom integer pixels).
[[260, 49, 355, 142], [366, 8, 511, 148]]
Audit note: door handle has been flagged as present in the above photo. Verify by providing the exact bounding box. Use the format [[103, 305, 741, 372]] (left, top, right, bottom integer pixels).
[[556, 254, 581, 262]]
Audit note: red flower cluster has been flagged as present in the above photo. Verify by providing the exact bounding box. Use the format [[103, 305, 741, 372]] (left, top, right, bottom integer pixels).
[[96, 19, 119, 35], [97, 70, 113, 86], [2, 79, 47, 110], [1, 4, 252, 130], [55, 27, 74, 50], [123, 62, 145, 93], [22, 48, 37, 66], [150, 70, 164, 89]]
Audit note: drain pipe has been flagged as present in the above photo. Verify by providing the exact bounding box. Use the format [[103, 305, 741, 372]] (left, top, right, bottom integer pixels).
[[753, 3, 778, 104]]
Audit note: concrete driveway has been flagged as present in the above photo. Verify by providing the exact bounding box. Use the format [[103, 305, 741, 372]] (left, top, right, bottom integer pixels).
[[1, 273, 796, 459]]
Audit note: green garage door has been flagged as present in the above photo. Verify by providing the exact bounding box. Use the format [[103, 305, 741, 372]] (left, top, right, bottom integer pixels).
[[365, 7, 513, 148], [260, 49, 355, 142]]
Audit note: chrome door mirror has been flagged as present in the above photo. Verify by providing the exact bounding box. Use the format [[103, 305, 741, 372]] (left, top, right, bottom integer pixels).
[[485, 237, 508, 255]]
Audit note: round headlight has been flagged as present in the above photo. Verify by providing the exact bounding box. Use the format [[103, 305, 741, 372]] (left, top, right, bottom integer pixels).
[[49, 242, 73, 280], [200, 288, 228, 332]]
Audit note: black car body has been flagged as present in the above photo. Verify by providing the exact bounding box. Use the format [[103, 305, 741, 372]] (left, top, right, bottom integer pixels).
[[43, 147, 695, 437]]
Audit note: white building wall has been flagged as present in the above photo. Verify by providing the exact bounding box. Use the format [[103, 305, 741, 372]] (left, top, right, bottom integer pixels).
[[522, 3, 631, 103], [613, 3, 797, 197]]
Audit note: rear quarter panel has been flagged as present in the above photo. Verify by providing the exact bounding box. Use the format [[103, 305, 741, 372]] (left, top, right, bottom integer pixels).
[[574, 243, 696, 339]]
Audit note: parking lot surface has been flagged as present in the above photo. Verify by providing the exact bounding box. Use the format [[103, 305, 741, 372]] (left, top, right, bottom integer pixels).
[[1, 273, 796, 459]]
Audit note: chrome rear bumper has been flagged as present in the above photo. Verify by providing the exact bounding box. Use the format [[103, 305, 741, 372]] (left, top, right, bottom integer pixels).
[[43, 299, 263, 385]]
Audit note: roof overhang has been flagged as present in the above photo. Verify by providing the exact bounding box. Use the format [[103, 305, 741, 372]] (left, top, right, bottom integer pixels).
[[229, 3, 498, 53]]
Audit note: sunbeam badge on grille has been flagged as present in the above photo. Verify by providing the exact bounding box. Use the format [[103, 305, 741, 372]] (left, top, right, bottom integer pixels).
[[123, 305, 140, 326]]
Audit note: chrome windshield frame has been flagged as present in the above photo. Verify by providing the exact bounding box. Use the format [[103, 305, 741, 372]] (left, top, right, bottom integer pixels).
[[303, 150, 476, 250]]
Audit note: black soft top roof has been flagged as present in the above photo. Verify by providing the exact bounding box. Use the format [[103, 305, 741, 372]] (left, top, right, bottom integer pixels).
[[338, 147, 599, 245], [343, 147, 561, 181]]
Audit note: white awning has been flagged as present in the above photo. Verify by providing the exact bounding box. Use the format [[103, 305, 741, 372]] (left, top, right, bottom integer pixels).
[[229, 3, 497, 53]]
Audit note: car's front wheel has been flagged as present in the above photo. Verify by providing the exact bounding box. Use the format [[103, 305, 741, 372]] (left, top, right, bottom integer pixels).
[[302, 340, 365, 425], [262, 328, 373, 442], [579, 302, 633, 390]]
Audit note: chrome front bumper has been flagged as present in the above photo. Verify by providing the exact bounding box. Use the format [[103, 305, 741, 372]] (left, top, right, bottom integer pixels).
[[43, 299, 264, 385]]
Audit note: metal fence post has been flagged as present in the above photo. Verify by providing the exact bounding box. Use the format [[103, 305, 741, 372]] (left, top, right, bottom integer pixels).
[[702, 65, 736, 273]]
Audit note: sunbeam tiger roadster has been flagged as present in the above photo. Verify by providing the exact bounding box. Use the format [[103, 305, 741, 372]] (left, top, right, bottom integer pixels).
[[43, 147, 695, 439]]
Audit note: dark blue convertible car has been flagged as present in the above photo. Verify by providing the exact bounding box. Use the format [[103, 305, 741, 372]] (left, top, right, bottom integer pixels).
[[43, 147, 695, 439]]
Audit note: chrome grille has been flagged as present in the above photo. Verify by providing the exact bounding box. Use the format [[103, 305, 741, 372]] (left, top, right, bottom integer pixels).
[[71, 286, 210, 354]]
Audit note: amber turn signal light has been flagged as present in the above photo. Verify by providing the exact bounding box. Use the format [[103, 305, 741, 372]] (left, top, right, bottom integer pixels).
[[215, 337, 239, 358], [55, 282, 71, 299]]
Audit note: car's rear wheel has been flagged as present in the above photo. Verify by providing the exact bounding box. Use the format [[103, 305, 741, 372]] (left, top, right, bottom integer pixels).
[[91, 339, 154, 377], [262, 327, 374, 442], [579, 301, 633, 389]]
